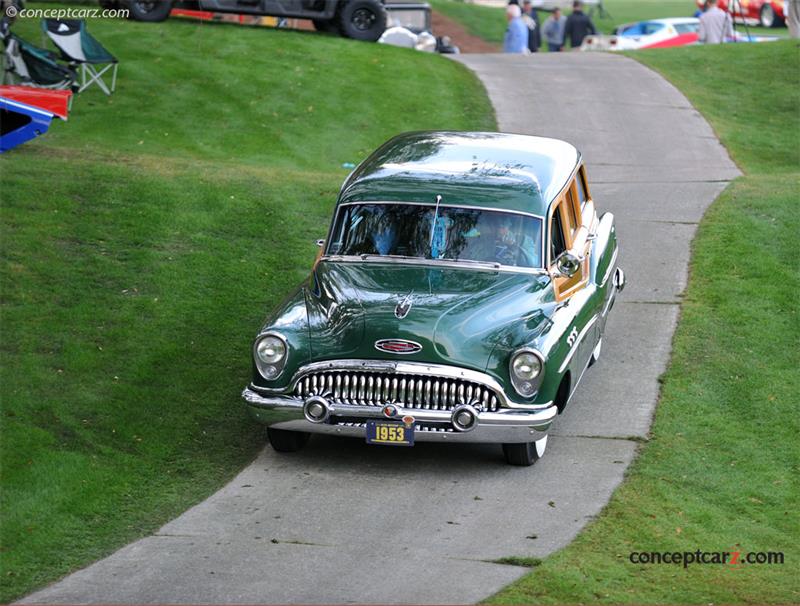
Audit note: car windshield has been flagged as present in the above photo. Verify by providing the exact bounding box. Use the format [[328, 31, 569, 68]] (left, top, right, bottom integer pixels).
[[327, 203, 543, 269]]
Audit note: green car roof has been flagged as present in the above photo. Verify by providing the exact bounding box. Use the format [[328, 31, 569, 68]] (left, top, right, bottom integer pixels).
[[338, 131, 581, 217]]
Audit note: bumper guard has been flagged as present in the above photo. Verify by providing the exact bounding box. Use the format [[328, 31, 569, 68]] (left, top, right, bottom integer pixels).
[[242, 387, 557, 444]]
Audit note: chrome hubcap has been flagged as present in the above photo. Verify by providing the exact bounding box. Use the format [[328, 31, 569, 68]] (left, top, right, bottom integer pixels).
[[352, 8, 376, 31], [762, 6, 774, 26]]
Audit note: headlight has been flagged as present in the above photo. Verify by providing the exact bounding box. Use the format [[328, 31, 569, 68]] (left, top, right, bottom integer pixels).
[[256, 336, 285, 364], [512, 352, 542, 380], [254, 333, 287, 380], [509, 349, 545, 398]]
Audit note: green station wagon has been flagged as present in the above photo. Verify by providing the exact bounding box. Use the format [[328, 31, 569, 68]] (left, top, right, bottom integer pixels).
[[242, 132, 625, 465]]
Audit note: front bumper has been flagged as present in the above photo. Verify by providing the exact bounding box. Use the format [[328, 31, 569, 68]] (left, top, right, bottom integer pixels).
[[242, 387, 557, 444]]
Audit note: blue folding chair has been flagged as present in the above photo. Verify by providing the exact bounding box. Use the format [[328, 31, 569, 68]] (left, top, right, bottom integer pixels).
[[42, 19, 118, 95]]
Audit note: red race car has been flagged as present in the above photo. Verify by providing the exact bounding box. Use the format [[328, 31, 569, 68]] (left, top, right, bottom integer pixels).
[[696, 0, 787, 27]]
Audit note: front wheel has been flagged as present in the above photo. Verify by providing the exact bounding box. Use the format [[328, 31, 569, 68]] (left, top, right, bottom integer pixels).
[[267, 427, 310, 453], [338, 0, 387, 42], [502, 435, 548, 466], [760, 3, 777, 27], [126, 0, 173, 22]]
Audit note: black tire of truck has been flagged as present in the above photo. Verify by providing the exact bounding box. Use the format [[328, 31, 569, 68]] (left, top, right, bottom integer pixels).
[[312, 18, 339, 34], [126, 1, 173, 22], [338, 0, 386, 42]]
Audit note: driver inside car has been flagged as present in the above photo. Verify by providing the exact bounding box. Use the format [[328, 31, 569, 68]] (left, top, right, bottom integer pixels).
[[464, 213, 540, 267]]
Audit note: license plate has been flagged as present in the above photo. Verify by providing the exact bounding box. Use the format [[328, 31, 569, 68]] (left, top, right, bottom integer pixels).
[[365, 421, 414, 447]]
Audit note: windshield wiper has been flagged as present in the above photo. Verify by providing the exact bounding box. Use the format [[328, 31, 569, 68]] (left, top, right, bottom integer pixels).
[[359, 253, 416, 261], [358, 254, 500, 270], [444, 258, 501, 269]]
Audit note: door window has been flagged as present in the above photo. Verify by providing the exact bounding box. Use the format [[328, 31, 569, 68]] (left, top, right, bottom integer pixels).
[[549, 185, 590, 300]]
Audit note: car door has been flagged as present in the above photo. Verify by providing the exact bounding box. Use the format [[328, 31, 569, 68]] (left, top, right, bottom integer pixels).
[[548, 172, 600, 378]]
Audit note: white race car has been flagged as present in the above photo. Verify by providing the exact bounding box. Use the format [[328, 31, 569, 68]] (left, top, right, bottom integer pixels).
[[581, 17, 701, 51]]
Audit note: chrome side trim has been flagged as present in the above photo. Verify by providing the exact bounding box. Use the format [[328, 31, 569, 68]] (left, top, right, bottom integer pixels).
[[602, 281, 618, 318], [566, 344, 594, 405], [558, 315, 598, 374], [598, 247, 619, 288], [601, 265, 624, 319]]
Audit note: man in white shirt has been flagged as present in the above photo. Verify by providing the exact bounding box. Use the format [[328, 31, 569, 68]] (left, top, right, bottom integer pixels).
[[788, 0, 800, 38], [698, 0, 733, 43]]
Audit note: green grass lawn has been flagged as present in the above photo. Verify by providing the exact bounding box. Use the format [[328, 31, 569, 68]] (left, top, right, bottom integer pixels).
[[0, 11, 495, 602], [488, 39, 800, 604], [430, 0, 787, 47]]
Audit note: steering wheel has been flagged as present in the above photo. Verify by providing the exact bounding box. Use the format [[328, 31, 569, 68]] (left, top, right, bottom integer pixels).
[[494, 243, 522, 266], [495, 242, 537, 267]]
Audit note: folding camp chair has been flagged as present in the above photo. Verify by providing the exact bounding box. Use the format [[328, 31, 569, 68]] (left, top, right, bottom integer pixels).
[[42, 19, 118, 95], [2, 30, 77, 92]]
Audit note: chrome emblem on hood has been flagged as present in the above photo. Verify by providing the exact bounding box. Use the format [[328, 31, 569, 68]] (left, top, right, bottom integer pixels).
[[375, 339, 422, 354], [395, 292, 413, 319]]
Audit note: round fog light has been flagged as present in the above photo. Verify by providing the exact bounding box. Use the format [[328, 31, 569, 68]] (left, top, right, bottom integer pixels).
[[303, 396, 330, 423], [456, 411, 473, 426], [451, 405, 478, 432]]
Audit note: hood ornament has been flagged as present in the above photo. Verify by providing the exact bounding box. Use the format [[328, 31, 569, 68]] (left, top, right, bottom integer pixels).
[[375, 339, 422, 354], [395, 292, 413, 319]]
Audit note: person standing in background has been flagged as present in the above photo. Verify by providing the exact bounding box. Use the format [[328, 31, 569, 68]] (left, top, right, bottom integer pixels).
[[503, 3, 529, 54], [563, 1, 596, 48], [698, 0, 732, 43], [543, 7, 566, 51], [521, 0, 541, 52], [786, 0, 800, 38]]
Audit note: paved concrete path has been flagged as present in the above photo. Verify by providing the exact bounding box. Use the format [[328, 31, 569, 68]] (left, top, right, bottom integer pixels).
[[22, 53, 738, 605]]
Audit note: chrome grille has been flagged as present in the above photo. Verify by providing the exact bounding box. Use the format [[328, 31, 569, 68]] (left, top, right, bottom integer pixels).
[[294, 370, 499, 412]]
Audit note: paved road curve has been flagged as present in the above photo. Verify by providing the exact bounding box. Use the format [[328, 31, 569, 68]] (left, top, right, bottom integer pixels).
[[22, 53, 738, 605]]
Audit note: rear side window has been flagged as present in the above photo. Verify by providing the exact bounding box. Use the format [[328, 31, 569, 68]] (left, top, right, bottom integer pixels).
[[576, 172, 588, 208], [565, 188, 579, 234], [550, 211, 566, 261]]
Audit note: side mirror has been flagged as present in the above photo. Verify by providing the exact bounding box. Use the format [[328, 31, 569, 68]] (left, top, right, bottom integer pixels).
[[554, 251, 581, 278], [315, 239, 325, 248]]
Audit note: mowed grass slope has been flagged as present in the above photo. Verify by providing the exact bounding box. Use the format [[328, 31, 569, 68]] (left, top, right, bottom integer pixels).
[[489, 40, 799, 604], [6, 12, 492, 167], [0, 12, 495, 602]]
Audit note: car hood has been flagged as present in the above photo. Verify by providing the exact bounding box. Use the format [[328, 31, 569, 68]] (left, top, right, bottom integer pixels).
[[304, 260, 552, 372]]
